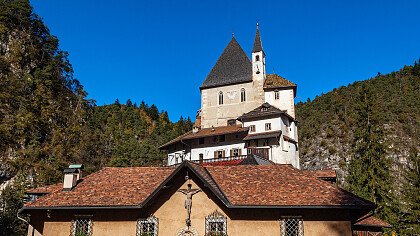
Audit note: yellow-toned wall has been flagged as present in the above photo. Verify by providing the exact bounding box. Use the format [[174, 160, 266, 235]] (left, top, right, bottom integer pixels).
[[31, 178, 353, 236], [304, 220, 352, 236], [43, 221, 71, 236]]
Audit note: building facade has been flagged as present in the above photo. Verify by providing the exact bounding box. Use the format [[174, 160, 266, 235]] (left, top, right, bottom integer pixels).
[[161, 25, 300, 168], [23, 162, 375, 236]]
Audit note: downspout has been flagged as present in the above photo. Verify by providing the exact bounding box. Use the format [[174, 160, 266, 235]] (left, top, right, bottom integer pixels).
[[17, 208, 29, 226]]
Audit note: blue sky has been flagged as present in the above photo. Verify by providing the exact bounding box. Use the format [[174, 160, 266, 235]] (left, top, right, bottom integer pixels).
[[31, 0, 420, 121]]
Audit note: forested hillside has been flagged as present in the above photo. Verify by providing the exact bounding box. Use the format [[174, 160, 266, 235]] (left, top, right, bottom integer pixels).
[[0, 1, 191, 234], [297, 63, 419, 175], [296, 62, 420, 234]]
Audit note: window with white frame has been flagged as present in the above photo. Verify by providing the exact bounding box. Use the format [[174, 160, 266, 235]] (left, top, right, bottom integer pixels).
[[265, 123, 271, 131], [71, 217, 92, 236], [280, 217, 304, 236], [136, 215, 158, 236], [218, 91, 223, 105], [274, 90, 280, 100], [205, 210, 227, 236]]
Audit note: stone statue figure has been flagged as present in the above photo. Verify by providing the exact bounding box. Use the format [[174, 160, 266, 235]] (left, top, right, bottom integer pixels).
[[178, 183, 201, 226]]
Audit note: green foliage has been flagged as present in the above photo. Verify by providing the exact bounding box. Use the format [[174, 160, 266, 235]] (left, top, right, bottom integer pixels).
[[297, 61, 420, 233], [0, 1, 192, 235], [400, 147, 420, 235], [345, 85, 399, 229], [0, 176, 28, 236]]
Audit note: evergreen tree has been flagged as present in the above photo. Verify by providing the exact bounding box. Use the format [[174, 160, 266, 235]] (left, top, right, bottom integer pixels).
[[346, 85, 398, 229], [400, 147, 420, 235]]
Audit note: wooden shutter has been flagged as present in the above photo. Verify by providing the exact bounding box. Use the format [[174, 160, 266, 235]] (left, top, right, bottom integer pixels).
[[238, 149, 242, 156], [214, 151, 218, 158], [222, 150, 225, 157], [230, 149, 233, 157]]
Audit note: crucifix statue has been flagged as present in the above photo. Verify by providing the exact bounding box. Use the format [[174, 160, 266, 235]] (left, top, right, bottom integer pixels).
[[178, 174, 201, 227]]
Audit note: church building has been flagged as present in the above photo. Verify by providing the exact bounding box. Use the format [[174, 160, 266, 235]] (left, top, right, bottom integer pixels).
[[160, 24, 300, 168]]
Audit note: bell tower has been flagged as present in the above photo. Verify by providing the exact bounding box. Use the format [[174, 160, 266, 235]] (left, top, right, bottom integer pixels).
[[252, 22, 266, 82], [252, 23, 266, 103]]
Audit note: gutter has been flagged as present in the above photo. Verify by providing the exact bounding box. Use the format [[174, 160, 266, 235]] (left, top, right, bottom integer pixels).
[[17, 208, 29, 224]]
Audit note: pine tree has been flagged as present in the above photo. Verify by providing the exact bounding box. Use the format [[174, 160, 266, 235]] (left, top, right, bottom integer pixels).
[[400, 147, 420, 235], [346, 85, 398, 228]]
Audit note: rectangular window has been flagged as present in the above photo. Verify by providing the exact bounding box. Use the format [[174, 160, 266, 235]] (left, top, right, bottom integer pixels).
[[215, 150, 224, 158], [230, 148, 241, 157], [206, 211, 227, 236], [275, 90, 280, 100], [199, 138, 205, 145], [280, 218, 304, 236], [249, 125, 256, 132], [265, 123, 271, 131], [71, 218, 92, 236], [137, 215, 158, 236]]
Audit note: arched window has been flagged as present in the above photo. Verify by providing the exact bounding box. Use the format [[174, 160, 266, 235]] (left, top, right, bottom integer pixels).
[[240, 88, 246, 102], [256, 55, 260, 61], [137, 215, 158, 236], [218, 91, 223, 105], [205, 210, 227, 235]]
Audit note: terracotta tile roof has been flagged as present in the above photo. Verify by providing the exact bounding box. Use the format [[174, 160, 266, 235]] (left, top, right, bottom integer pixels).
[[304, 169, 337, 180], [201, 37, 252, 89], [25, 167, 174, 208], [354, 214, 392, 228], [201, 159, 244, 166], [243, 130, 282, 141], [264, 74, 296, 89], [26, 183, 62, 195], [205, 165, 373, 207], [23, 162, 374, 210], [159, 125, 248, 149]]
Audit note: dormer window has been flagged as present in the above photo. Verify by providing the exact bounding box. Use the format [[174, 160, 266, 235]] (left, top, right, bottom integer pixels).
[[275, 90, 280, 100], [241, 88, 246, 102], [218, 91, 223, 105], [256, 55, 260, 61]]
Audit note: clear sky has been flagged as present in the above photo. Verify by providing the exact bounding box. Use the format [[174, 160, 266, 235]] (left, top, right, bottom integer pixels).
[[31, 0, 420, 121]]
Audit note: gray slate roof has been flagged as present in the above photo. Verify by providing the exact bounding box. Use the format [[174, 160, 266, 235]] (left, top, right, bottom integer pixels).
[[252, 27, 263, 53], [201, 37, 252, 89]]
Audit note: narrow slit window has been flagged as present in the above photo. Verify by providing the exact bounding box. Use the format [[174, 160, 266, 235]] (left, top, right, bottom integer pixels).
[[275, 90, 280, 100], [218, 91, 223, 105], [241, 88, 246, 102]]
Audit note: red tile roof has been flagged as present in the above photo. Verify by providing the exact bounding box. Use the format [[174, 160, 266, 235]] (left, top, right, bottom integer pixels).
[[23, 162, 373, 210], [26, 183, 62, 195], [354, 214, 392, 228], [205, 165, 371, 207], [25, 167, 174, 208], [201, 159, 244, 166], [160, 125, 248, 149], [304, 169, 337, 180]]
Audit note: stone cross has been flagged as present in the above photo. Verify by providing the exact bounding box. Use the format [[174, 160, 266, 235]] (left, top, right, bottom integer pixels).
[[178, 183, 201, 227]]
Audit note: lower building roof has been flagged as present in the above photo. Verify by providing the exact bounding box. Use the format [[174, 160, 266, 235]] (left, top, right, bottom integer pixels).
[[243, 131, 282, 141], [22, 162, 375, 211]]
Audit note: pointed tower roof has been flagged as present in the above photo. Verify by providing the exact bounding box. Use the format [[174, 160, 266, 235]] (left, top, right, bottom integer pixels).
[[201, 36, 252, 89], [252, 23, 263, 53]]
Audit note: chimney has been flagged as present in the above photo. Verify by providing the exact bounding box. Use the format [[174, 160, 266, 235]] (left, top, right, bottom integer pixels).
[[63, 164, 84, 191]]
